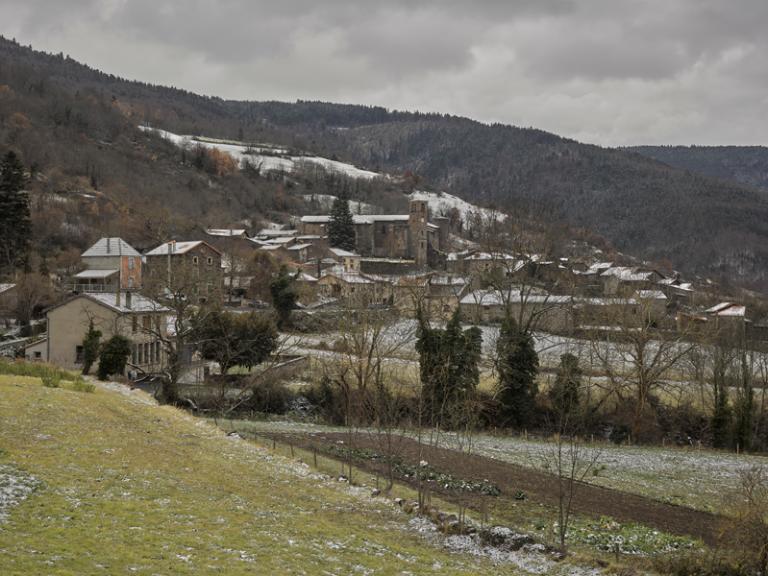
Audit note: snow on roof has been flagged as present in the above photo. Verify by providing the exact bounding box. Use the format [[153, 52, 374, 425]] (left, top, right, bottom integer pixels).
[[320, 271, 373, 284], [82, 237, 140, 258], [600, 267, 656, 282], [205, 228, 247, 237], [634, 290, 668, 300], [430, 275, 468, 286], [297, 272, 318, 282], [460, 288, 561, 306], [145, 240, 206, 256], [0, 283, 16, 295], [265, 237, 296, 245], [54, 292, 167, 314], [329, 247, 359, 258], [706, 302, 746, 317], [301, 214, 410, 225], [255, 228, 298, 237], [258, 245, 283, 251], [74, 269, 119, 279], [464, 252, 518, 261], [287, 243, 312, 251], [705, 302, 733, 313]]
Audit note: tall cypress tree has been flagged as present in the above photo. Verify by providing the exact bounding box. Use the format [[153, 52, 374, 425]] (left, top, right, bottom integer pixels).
[[328, 190, 356, 251], [549, 353, 581, 422], [416, 309, 481, 427], [0, 151, 31, 273], [496, 318, 539, 428]]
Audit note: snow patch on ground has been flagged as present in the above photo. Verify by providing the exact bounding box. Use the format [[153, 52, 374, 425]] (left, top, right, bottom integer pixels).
[[410, 190, 507, 225], [141, 126, 381, 180], [0, 464, 39, 523]]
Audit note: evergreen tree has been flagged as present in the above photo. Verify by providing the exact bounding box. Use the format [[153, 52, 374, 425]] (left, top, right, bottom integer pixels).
[[269, 267, 298, 328], [97, 335, 132, 381], [328, 190, 356, 251], [496, 318, 539, 428], [549, 353, 581, 421], [416, 309, 481, 427], [711, 377, 732, 449], [733, 351, 754, 452], [0, 150, 31, 273], [81, 320, 102, 376]]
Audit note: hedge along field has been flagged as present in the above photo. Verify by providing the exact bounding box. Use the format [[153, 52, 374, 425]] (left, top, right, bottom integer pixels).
[[0, 374, 544, 576]]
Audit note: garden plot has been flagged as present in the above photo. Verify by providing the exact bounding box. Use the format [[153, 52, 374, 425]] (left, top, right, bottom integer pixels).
[[437, 432, 767, 513]]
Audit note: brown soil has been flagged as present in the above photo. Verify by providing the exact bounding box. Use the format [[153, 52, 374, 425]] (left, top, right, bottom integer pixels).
[[263, 430, 723, 546]]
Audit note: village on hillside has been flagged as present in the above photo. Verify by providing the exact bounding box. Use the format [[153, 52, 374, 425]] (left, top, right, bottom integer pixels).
[[1, 193, 765, 382]]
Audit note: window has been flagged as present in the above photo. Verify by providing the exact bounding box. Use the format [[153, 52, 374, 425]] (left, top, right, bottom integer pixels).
[[137, 343, 143, 364], [192, 256, 199, 265], [34, 351, 42, 359], [142, 316, 152, 331], [128, 277, 135, 288], [75, 345, 84, 364], [128, 257, 135, 270], [132, 316, 138, 333], [207, 257, 213, 265]]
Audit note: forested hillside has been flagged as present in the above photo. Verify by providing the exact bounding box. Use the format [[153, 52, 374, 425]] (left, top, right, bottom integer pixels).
[[2, 36, 768, 287], [628, 145, 768, 192]]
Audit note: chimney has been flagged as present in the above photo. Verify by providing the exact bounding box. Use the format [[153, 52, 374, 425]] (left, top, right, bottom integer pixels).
[[106, 238, 111, 254]]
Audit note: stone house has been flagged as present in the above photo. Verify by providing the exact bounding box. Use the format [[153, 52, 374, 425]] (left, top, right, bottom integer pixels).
[[144, 240, 223, 304], [600, 267, 664, 296], [317, 271, 393, 308], [459, 288, 572, 331], [45, 291, 168, 375]]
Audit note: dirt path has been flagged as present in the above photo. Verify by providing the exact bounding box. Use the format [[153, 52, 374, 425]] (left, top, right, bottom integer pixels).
[[266, 431, 722, 546]]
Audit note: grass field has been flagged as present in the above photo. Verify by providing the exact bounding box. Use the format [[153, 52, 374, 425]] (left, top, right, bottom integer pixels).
[[0, 374, 614, 575]]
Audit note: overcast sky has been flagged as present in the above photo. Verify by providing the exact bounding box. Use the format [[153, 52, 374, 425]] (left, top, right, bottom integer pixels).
[[3, 0, 767, 146]]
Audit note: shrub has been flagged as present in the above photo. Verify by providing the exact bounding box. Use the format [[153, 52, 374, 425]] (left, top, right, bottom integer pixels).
[[245, 380, 294, 414], [40, 369, 61, 388], [97, 335, 132, 380], [70, 377, 95, 393]]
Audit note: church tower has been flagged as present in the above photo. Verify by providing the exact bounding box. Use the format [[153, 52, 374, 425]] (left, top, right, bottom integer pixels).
[[409, 199, 429, 267]]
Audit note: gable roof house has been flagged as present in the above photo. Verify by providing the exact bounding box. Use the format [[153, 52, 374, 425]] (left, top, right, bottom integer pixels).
[[144, 241, 224, 304], [45, 291, 168, 376], [75, 237, 142, 293]]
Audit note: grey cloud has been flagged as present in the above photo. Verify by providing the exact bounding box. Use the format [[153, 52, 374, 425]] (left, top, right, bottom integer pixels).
[[1, 0, 767, 145]]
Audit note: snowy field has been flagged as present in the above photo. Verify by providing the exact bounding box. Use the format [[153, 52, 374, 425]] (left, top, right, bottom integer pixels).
[[411, 190, 507, 224], [140, 126, 382, 180]]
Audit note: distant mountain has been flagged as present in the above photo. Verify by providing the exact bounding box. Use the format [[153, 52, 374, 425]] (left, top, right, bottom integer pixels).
[[627, 146, 768, 192], [2, 36, 768, 288]]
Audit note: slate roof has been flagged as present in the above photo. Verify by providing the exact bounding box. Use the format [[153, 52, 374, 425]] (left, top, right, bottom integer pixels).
[[82, 237, 140, 258]]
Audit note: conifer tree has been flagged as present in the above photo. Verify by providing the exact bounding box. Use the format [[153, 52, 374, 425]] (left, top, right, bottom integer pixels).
[[81, 320, 102, 376], [549, 353, 581, 421], [496, 318, 539, 428], [328, 190, 356, 251], [416, 309, 481, 427], [0, 150, 31, 273]]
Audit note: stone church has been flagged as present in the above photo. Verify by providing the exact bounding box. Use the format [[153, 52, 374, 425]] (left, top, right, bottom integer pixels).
[[299, 199, 449, 267]]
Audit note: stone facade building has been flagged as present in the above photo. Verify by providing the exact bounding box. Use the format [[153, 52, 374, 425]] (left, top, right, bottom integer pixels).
[[299, 199, 448, 268]]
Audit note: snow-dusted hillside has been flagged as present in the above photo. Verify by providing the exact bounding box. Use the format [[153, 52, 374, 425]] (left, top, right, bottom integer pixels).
[[300, 194, 380, 214], [140, 126, 381, 180], [141, 126, 509, 226], [410, 190, 507, 223]]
